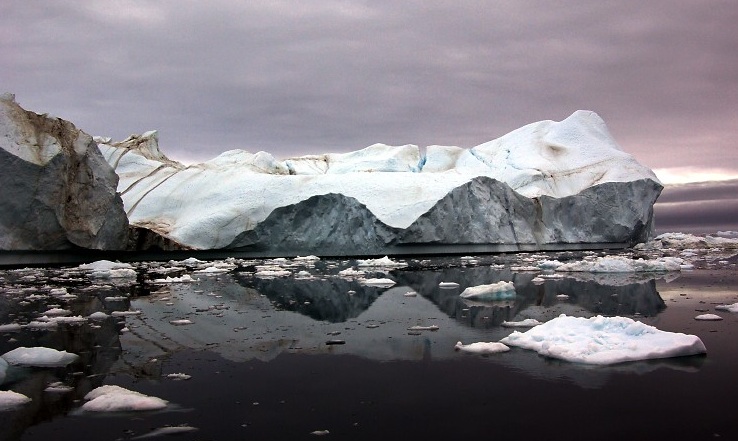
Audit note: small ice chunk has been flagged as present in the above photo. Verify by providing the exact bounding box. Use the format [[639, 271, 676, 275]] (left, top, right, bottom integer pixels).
[[2, 347, 79, 367], [166, 373, 191, 380], [694, 314, 723, 321], [407, 325, 439, 331], [715, 303, 738, 313], [152, 274, 198, 283], [0, 390, 31, 410], [360, 278, 396, 287], [42, 308, 72, 317], [169, 319, 193, 326], [111, 310, 142, 317], [501, 319, 542, 328], [460, 281, 516, 300], [0, 323, 22, 332], [44, 382, 74, 393], [82, 385, 168, 412], [89, 312, 110, 321], [455, 341, 510, 354], [356, 256, 407, 268], [439, 282, 459, 288]]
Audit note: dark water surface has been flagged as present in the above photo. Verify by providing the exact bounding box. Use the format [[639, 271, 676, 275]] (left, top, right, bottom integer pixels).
[[1, 251, 737, 440]]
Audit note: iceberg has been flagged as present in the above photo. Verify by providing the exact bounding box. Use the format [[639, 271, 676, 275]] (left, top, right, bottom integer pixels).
[[98, 109, 661, 254], [500, 314, 706, 365], [0, 94, 128, 250]]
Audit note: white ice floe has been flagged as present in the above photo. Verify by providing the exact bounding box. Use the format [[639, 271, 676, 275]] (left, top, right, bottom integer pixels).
[[165, 373, 191, 380], [500, 314, 706, 365], [89, 312, 109, 321], [0, 323, 22, 332], [254, 269, 291, 278], [552, 256, 684, 273], [651, 232, 738, 249], [0, 390, 31, 410], [407, 325, 439, 331], [42, 308, 72, 317], [152, 274, 198, 283], [455, 341, 510, 354], [2, 346, 79, 367], [44, 382, 74, 393], [82, 385, 168, 412], [459, 281, 516, 300], [78, 260, 137, 279], [356, 256, 408, 268], [694, 314, 723, 321], [294, 255, 321, 262], [501, 319, 542, 328], [193, 266, 231, 275], [360, 278, 396, 288], [111, 310, 142, 317], [169, 319, 193, 326], [338, 268, 365, 277], [715, 303, 738, 313], [439, 282, 459, 288]]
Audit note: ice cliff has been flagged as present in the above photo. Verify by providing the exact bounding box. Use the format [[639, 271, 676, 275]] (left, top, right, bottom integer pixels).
[[97, 109, 662, 254], [0, 94, 128, 250]]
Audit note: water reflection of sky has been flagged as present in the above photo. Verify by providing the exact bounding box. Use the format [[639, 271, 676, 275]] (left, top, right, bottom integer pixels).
[[2, 253, 736, 439]]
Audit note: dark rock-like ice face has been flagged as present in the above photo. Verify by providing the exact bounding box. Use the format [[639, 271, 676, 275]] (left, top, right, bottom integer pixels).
[[0, 94, 129, 251]]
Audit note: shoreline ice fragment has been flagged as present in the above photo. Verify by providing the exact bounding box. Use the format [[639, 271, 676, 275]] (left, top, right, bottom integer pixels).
[[455, 341, 510, 354]]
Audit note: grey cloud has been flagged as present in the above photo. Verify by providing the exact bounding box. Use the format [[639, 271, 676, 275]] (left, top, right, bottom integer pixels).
[[2, 0, 737, 169]]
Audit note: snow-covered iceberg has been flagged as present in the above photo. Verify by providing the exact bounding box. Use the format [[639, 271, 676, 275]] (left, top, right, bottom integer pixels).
[[98, 109, 661, 254], [500, 314, 706, 365]]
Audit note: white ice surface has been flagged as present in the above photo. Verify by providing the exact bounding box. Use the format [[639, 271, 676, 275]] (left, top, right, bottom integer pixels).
[[715, 303, 738, 313], [455, 341, 510, 354], [0, 390, 31, 410], [459, 281, 516, 300], [2, 346, 79, 367], [82, 385, 168, 412], [550, 256, 684, 272], [500, 314, 706, 365]]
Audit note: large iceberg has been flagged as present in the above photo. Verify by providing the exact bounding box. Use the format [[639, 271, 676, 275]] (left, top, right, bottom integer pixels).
[[98, 110, 661, 253]]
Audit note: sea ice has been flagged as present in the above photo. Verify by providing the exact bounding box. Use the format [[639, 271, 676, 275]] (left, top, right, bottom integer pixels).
[[82, 385, 168, 412], [553, 256, 684, 273], [501, 319, 542, 328], [455, 341, 510, 354], [78, 260, 137, 278], [360, 278, 396, 287], [2, 346, 79, 367], [694, 314, 722, 321], [500, 314, 706, 365], [0, 390, 31, 410], [356, 256, 408, 267], [439, 282, 459, 288], [715, 303, 738, 313], [459, 281, 516, 300]]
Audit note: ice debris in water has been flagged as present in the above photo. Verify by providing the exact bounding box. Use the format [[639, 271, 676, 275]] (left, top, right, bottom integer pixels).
[[132, 425, 198, 439], [0, 390, 31, 410], [459, 281, 516, 300], [152, 274, 198, 283], [166, 373, 191, 380], [501, 319, 542, 328], [715, 303, 738, 313], [78, 260, 137, 278], [455, 341, 510, 354], [82, 385, 168, 412], [2, 346, 79, 367], [694, 314, 723, 321], [500, 314, 706, 365], [360, 278, 396, 287], [356, 256, 407, 268], [545, 256, 686, 272], [439, 282, 459, 288]]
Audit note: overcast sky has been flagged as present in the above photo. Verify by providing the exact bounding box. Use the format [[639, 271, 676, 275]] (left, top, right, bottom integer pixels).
[[3, 1, 737, 183]]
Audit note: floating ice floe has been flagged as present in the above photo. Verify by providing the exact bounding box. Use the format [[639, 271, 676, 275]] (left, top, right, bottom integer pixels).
[[0, 390, 31, 411], [82, 385, 168, 412], [44, 382, 74, 393], [500, 314, 706, 365], [455, 341, 510, 354], [193, 266, 231, 275], [694, 314, 722, 321], [42, 308, 72, 317], [715, 303, 738, 313], [88, 312, 109, 321], [501, 319, 542, 328], [550, 255, 685, 273], [407, 325, 439, 331], [152, 274, 198, 283], [169, 319, 193, 326], [111, 310, 142, 317], [651, 232, 738, 249], [166, 373, 191, 380], [360, 278, 396, 287], [356, 256, 408, 268], [459, 281, 516, 300], [2, 346, 79, 367], [338, 268, 365, 278], [0, 323, 22, 332], [439, 282, 459, 288], [78, 260, 137, 279]]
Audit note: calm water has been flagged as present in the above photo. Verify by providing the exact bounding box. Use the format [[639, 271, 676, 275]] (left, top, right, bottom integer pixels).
[[1, 249, 737, 440]]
